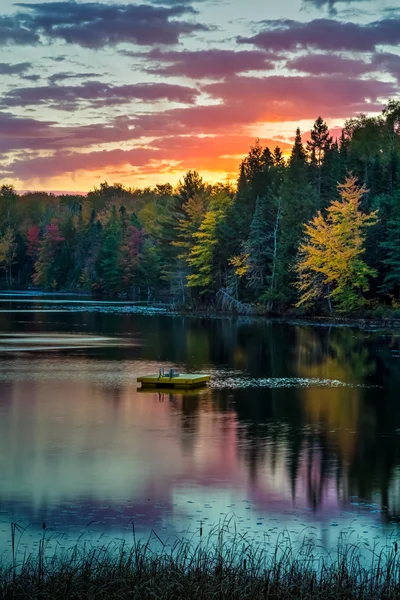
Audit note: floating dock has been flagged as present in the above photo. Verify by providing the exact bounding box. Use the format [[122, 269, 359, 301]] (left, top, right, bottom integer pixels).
[[138, 386, 208, 396], [137, 373, 210, 389]]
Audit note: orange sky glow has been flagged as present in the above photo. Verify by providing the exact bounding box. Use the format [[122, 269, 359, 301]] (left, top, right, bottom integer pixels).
[[0, 0, 399, 192]]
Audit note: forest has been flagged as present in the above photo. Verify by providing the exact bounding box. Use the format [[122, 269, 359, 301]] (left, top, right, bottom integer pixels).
[[1, 100, 400, 314]]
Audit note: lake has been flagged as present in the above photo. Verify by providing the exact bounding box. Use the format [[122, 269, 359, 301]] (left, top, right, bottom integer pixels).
[[0, 293, 400, 561]]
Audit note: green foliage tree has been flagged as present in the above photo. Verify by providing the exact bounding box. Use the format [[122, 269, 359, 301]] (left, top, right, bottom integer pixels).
[[0, 228, 17, 285], [0, 185, 19, 229], [307, 117, 333, 201], [186, 192, 233, 295], [275, 128, 317, 304], [381, 215, 400, 298], [96, 206, 123, 295], [33, 222, 65, 289], [3, 99, 400, 313]]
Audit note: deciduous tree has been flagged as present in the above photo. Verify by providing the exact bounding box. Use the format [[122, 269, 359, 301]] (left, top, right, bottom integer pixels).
[[295, 176, 378, 312]]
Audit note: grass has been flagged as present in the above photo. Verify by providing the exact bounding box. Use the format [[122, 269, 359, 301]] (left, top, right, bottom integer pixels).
[[1, 521, 400, 599]]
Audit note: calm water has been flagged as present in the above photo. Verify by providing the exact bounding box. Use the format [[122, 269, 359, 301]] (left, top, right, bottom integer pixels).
[[1, 293, 400, 560]]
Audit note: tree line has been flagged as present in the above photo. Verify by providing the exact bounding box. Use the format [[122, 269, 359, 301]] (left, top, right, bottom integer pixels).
[[1, 100, 400, 313]]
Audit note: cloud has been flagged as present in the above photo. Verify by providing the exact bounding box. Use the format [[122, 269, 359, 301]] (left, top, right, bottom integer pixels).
[[1, 2, 208, 48], [0, 14, 39, 45], [284, 52, 400, 83], [0, 113, 140, 154], [372, 52, 400, 83], [9, 134, 291, 181], [0, 62, 32, 75], [286, 54, 372, 76], [133, 48, 277, 79], [239, 17, 400, 52], [1, 81, 199, 110], [100, 72, 395, 145], [10, 147, 161, 180], [48, 72, 100, 85], [202, 75, 395, 121], [302, 0, 375, 15]]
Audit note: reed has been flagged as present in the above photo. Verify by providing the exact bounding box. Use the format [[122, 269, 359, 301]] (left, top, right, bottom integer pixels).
[[0, 521, 399, 599]]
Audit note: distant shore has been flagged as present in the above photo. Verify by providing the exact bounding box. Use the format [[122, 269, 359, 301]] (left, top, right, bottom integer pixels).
[[1, 288, 400, 329]]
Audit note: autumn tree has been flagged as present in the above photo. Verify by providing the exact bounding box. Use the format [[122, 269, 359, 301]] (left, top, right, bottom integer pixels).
[[295, 176, 378, 312], [186, 191, 233, 294], [26, 225, 40, 261]]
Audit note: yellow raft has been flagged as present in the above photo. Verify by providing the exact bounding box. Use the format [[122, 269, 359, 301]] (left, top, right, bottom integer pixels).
[[137, 370, 210, 389]]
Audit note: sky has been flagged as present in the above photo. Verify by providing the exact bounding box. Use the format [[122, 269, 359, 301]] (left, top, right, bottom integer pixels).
[[0, 0, 400, 192]]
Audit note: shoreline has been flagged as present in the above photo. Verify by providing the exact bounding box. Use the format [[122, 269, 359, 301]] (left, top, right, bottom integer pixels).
[[1, 289, 400, 329]]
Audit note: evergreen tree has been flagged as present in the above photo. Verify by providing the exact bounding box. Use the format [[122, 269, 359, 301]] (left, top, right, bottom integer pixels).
[[0, 228, 17, 286], [381, 215, 400, 298], [380, 188, 400, 299], [0, 185, 19, 229], [307, 117, 333, 202], [120, 224, 144, 296], [244, 195, 273, 297], [275, 128, 317, 304], [33, 222, 65, 289], [96, 206, 123, 295], [175, 170, 208, 208]]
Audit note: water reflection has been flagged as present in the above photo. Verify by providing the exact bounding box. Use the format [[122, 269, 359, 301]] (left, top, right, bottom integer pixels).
[[0, 300, 400, 559]]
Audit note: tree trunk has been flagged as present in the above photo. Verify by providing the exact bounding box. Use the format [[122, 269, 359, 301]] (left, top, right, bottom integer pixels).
[[268, 198, 281, 310], [327, 285, 333, 313]]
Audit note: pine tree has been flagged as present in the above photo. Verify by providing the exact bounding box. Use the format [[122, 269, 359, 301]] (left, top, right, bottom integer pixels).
[[320, 139, 341, 208], [381, 216, 400, 298], [380, 188, 400, 298], [120, 224, 144, 296], [175, 170, 208, 207], [383, 100, 400, 195], [33, 222, 65, 289], [58, 213, 77, 288], [0, 185, 19, 229], [295, 176, 378, 312], [97, 206, 123, 295], [222, 162, 250, 258], [244, 195, 272, 295], [307, 117, 333, 201], [291, 127, 307, 162], [275, 128, 317, 305], [0, 228, 17, 286]]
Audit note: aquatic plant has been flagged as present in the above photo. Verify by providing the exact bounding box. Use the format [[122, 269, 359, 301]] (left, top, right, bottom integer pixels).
[[1, 521, 400, 599]]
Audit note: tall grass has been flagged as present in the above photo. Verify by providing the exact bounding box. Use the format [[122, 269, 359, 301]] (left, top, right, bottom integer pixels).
[[1, 520, 400, 599]]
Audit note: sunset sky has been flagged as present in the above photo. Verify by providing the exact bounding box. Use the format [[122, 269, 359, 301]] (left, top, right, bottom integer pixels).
[[1, 0, 399, 192]]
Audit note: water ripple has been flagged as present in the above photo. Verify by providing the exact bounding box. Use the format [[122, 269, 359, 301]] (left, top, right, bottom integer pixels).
[[210, 377, 377, 389]]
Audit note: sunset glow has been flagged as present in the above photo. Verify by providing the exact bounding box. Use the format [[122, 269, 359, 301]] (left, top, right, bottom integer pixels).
[[0, 0, 399, 191]]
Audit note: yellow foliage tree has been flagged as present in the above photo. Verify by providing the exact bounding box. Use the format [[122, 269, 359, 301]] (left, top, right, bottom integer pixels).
[[186, 192, 233, 291], [295, 176, 378, 312], [229, 253, 249, 278]]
